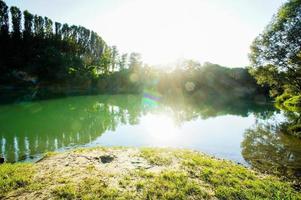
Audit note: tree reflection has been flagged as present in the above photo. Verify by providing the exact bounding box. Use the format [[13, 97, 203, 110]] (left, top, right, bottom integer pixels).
[[0, 94, 275, 162], [0, 95, 144, 162], [281, 112, 301, 139], [242, 113, 301, 184], [161, 95, 275, 125]]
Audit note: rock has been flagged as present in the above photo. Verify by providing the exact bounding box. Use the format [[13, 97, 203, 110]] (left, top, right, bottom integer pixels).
[[0, 157, 4, 164], [99, 155, 115, 164]]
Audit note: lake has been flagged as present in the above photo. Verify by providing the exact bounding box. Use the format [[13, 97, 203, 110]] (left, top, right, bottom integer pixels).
[[0, 94, 300, 180]]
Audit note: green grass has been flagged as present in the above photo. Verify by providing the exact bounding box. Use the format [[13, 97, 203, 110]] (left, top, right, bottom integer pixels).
[[129, 169, 212, 199], [140, 148, 173, 165], [177, 150, 299, 200], [0, 163, 35, 198], [52, 178, 133, 200]]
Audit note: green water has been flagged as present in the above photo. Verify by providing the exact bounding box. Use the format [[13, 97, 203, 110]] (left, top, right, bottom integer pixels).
[[0, 94, 300, 181]]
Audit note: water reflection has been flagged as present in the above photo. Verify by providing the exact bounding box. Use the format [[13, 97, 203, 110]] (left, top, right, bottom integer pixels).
[[1, 93, 296, 183], [242, 113, 301, 183], [0, 95, 143, 162]]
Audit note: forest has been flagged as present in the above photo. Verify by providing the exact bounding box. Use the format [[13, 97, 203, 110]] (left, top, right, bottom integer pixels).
[[0, 0, 268, 103]]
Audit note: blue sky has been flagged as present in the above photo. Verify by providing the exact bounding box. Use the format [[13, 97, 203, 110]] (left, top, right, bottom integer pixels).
[[6, 0, 286, 67]]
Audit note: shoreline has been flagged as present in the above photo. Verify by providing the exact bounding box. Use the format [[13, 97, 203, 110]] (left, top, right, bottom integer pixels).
[[1, 147, 300, 199]]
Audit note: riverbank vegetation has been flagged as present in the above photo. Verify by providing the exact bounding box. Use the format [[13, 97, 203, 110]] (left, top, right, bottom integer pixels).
[[0, 147, 300, 200]]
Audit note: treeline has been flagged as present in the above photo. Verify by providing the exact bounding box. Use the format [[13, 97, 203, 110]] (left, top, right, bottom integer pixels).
[[0, 0, 137, 89], [144, 61, 269, 103], [0, 0, 269, 103]]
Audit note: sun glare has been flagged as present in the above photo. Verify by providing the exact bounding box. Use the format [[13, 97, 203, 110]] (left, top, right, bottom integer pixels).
[[95, 0, 260, 67], [143, 113, 180, 143]]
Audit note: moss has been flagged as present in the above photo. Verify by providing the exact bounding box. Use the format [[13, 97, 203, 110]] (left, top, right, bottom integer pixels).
[[140, 148, 173, 165], [43, 151, 59, 158], [0, 163, 35, 197]]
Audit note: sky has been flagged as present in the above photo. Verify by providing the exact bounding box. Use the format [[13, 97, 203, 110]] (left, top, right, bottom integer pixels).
[[6, 0, 286, 67]]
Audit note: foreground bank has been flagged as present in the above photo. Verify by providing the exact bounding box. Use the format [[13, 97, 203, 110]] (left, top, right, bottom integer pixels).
[[0, 147, 300, 200]]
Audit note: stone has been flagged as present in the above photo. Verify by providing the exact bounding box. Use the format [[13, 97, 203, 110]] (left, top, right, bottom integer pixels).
[[0, 157, 4, 164], [99, 155, 114, 163]]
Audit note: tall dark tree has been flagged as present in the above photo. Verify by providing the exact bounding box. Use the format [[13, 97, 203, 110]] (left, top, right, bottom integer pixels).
[[61, 23, 70, 40], [44, 17, 53, 38], [0, 0, 120, 92], [95, 35, 104, 58], [23, 10, 34, 38], [34, 15, 44, 37], [89, 31, 97, 57], [70, 25, 78, 41], [55, 22, 62, 38], [0, 0, 9, 36], [10, 6, 21, 39], [77, 26, 90, 53]]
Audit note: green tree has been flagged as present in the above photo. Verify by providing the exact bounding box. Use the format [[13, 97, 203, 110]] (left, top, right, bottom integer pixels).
[[249, 0, 301, 96], [99, 46, 112, 74]]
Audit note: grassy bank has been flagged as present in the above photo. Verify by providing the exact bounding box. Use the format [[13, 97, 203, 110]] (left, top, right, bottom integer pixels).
[[0, 147, 300, 200]]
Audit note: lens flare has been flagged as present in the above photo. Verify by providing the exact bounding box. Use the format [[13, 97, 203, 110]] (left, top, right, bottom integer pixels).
[[142, 90, 161, 109]]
